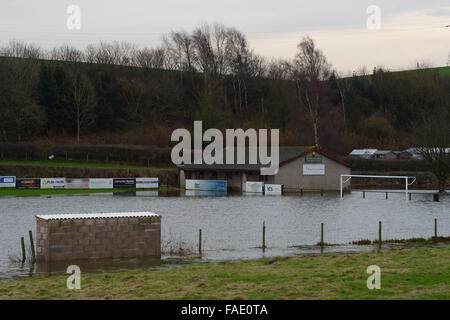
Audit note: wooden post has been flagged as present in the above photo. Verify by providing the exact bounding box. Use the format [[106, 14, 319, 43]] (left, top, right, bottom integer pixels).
[[435, 219, 438, 239], [29, 230, 36, 263], [21, 237, 26, 263], [363, 191, 365, 199], [262, 221, 266, 251], [378, 221, 382, 252], [385, 192, 388, 200], [320, 223, 324, 246], [198, 229, 202, 256]]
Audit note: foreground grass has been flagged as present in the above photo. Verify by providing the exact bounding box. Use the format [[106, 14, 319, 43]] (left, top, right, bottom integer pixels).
[[0, 247, 449, 300], [0, 160, 158, 169], [0, 187, 168, 197]]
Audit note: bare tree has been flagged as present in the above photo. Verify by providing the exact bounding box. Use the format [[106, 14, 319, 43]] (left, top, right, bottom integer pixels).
[[0, 40, 42, 59], [84, 41, 136, 65], [66, 72, 96, 142], [49, 45, 84, 62], [291, 36, 331, 147], [415, 109, 450, 193], [266, 59, 291, 80], [133, 47, 166, 69], [164, 30, 196, 72], [0, 61, 45, 141], [333, 71, 352, 131]]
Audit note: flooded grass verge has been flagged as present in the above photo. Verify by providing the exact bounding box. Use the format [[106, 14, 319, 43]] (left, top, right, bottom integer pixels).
[[0, 246, 449, 299], [350, 236, 450, 245], [0, 186, 169, 197]]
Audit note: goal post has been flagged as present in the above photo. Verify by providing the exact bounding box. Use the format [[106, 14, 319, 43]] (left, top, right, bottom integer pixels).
[[340, 174, 416, 201]]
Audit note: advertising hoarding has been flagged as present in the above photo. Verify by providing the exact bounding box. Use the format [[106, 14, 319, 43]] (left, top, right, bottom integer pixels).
[[0, 176, 16, 188], [16, 178, 40, 189], [66, 179, 90, 189], [40, 178, 66, 189], [185, 180, 227, 192], [136, 177, 159, 189], [264, 184, 283, 195], [113, 178, 136, 188], [245, 181, 264, 193], [89, 178, 113, 189], [303, 164, 325, 176]]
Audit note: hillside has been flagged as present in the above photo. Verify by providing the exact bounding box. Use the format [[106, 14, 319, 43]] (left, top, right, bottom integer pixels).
[[0, 53, 449, 156]]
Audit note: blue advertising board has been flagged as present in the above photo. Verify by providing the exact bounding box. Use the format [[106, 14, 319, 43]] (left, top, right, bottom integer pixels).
[[0, 176, 16, 188], [185, 180, 227, 192]]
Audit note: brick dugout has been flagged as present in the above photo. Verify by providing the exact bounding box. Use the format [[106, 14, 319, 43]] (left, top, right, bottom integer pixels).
[[35, 212, 161, 261]]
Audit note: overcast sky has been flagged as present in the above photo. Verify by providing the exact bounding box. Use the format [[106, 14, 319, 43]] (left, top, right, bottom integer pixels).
[[0, 0, 449, 72]]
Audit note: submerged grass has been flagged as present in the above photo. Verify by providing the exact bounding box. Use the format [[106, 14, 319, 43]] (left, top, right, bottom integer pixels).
[[351, 236, 450, 245], [0, 247, 449, 300], [0, 186, 169, 197]]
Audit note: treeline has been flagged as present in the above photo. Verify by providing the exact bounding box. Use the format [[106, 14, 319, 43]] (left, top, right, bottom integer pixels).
[[0, 23, 449, 154]]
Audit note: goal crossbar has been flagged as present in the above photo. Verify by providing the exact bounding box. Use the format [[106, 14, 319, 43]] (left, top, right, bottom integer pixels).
[[340, 174, 416, 201]]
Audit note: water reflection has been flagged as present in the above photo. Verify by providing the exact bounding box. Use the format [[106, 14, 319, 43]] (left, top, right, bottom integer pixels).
[[0, 190, 448, 281], [35, 256, 162, 277]]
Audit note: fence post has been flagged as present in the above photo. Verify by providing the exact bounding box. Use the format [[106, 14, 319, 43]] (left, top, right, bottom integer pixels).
[[378, 221, 382, 252], [29, 230, 36, 263], [385, 192, 388, 200], [198, 229, 202, 257], [434, 219, 438, 239], [363, 191, 365, 199], [262, 221, 266, 251], [21, 237, 26, 263], [320, 223, 324, 246]]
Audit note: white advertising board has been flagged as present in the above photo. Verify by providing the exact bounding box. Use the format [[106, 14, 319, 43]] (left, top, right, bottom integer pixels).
[[0, 176, 16, 188], [89, 178, 113, 189], [136, 177, 159, 189], [66, 178, 90, 189], [264, 184, 283, 195], [40, 178, 66, 189], [303, 164, 325, 176], [245, 181, 264, 193]]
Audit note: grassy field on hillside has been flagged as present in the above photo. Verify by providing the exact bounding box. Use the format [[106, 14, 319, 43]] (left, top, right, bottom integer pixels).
[[0, 160, 155, 169], [0, 247, 448, 300]]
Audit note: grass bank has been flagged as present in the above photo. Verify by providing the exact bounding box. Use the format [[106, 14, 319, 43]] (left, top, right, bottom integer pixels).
[[0, 247, 449, 299], [0, 186, 169, 197], [0, 160, 154, 169]]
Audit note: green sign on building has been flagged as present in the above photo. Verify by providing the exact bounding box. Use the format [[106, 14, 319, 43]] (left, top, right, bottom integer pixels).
[[305, 154, 322, 164]]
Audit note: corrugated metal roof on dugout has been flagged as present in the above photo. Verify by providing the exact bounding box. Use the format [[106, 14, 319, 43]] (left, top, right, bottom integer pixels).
[[36, 212, 160, 220]]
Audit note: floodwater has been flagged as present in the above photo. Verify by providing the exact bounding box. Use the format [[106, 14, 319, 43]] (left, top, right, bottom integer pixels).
[[0, 190, 449, 281]]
